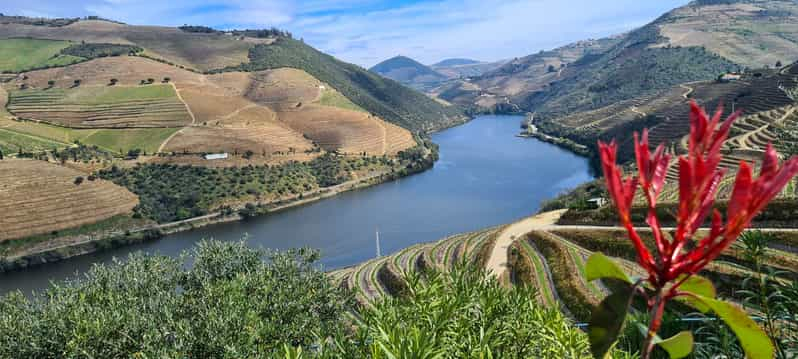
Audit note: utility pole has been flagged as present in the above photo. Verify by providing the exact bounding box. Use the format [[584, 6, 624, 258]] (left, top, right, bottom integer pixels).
[[375, 228, 381, 258]]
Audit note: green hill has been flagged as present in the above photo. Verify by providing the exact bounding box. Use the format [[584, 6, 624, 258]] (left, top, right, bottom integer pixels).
[[369, 55, 449, 91]]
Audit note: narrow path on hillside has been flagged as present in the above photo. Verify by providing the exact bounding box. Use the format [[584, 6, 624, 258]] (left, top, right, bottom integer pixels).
[[680, 83, 694, 99], [485, 209, 567, 278], [630, 106, 646, 117], [732, 106, 796, 151], [170, 83, 197, 125], [485, 210, 798, 279]]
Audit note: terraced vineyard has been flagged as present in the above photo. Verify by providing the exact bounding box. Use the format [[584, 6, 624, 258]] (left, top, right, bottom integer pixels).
[[332, 210, 798, 322], [7, 85, 191, 128], [0, 159, 138, 241], [328, 226, 504, 305], [507, 227, 798, 322]]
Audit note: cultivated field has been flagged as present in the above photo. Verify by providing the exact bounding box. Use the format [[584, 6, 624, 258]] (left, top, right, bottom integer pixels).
[[0, 159, 138, 241], [334, 213, 798, 322], [7, 85, 191, 128], [658, 1, 798, 68], [0, 38, 82, 73], [0, 20, 269, 71], [10, 56, 416, 160], [278, 105, 415, 155], [328, 226, 505, 305]]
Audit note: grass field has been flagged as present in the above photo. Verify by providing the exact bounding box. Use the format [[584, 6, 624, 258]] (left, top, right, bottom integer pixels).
[[0, 127, 67, 153], [0, 117, 177, 153], [0, 38, 83, 73], [82, 127, 179, 154], [7, 85, 191, 128]]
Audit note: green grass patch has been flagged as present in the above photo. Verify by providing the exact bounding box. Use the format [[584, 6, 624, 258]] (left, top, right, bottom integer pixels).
[[527, 231, 598, 322], [0, 118, 178, 154], [0, 38, 82, 73], [0, 127, 67, 153], [317, 89, 365, 112], [82, 127, 179, 154], [518, 239, 556, 305]]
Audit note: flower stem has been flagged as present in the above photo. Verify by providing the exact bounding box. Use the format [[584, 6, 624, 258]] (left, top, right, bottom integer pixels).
[[641, 290, 666, 359]]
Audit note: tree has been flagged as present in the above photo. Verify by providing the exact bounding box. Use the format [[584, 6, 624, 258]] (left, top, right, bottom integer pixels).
[[74, 176, 84, 185], [73, 79, 81, 87], [776, 60, 783, 68], [587, 102, 797, 359], [0, 149, 3, 160], [109, 78, 118, 86], [547, 64, 556, 73], [163, 77, 171, 83], [47, 80, 55, 87]]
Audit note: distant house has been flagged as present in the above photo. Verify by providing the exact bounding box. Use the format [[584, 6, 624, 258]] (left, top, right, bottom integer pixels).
[[204, 153, 229, 160], [718, 73, 742, 82], [587, 197, 607, 208], [318, 85, 326, 90]]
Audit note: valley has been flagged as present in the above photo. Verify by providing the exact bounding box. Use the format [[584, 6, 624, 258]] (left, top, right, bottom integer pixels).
[[2, 1, 798, 357]]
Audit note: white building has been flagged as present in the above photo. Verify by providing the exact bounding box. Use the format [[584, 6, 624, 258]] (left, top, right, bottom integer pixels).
[[204, 153, 229, 160]]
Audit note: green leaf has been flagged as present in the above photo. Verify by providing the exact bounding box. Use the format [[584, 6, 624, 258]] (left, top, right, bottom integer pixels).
[[655, 331, 693, 359], [585, 253, 632, 284], [693, 296, 774, 359], [675, 274, 716, 312], [589, 284, 634, 358]]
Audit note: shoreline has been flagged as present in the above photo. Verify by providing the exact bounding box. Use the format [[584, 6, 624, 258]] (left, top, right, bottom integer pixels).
[[0, 150, 438, 273]]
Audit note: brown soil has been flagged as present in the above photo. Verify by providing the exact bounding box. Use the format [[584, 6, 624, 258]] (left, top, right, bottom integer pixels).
[[0, 159, 138, 241]]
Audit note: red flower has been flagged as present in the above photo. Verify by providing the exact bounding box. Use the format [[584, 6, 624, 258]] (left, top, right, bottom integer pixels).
[[598, 100, 798, 293]]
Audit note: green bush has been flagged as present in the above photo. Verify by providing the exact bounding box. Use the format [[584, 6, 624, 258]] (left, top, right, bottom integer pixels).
[[0, 241, 352, 358], [98, 153, 391, 222], [319, 265, 627, 358], [60, 43, 142, 58]]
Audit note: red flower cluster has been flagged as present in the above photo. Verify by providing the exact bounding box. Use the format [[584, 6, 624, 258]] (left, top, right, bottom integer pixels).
[[599, 101, 798, 295]]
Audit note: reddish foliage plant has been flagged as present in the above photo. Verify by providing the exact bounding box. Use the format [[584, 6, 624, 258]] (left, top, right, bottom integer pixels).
[[590, 101, 798, 359]]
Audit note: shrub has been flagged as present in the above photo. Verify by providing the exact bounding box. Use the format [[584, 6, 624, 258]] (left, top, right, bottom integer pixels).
[[0, 242, 351, 358]]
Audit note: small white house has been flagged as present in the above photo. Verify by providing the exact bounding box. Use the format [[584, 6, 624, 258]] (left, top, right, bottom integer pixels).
[[587, 197, 607, 208], [204, 153, 229, 160]]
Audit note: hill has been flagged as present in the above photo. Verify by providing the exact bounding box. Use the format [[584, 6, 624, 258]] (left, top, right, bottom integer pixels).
[[0, 17, 465, 134], [441, 0, 798, 115], [369, 55, 448, 90], [431, 58, 480, 67], [0, 16, 449, 247], [230, 40, 464, 132], [430, 58, 507, 80]]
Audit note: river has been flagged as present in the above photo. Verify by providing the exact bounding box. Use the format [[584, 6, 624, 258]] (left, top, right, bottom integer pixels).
[[0, 115, 594, 296]]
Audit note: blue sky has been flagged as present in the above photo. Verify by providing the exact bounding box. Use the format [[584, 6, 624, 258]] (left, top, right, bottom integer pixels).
[[2, 0, 690, 67]]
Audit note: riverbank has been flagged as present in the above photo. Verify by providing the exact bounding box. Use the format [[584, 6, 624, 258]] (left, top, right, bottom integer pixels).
[[518, 123, 591, 157], [0, 149, 438, 273]]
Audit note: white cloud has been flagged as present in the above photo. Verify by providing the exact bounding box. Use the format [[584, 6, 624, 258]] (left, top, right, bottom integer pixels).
[[1, 0, 691, 66]]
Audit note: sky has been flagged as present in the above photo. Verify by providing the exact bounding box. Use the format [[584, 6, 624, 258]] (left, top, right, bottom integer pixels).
[[2, 0, 691, 67]]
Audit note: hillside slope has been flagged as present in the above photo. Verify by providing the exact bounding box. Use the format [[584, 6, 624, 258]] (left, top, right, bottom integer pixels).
[[227, 38, 465, 132], [0, 18, 465, 133], [443, 0, 798, 116], [370, 55, 447, 90]]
